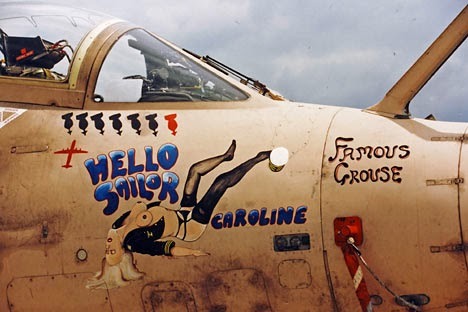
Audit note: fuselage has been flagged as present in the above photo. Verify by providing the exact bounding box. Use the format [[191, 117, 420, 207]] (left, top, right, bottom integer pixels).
[[0, 3, 467, 311]]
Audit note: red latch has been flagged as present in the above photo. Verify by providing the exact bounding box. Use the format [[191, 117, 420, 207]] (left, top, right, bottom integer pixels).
[[334, 216, 363, 247], [334, 216, 371, 312]]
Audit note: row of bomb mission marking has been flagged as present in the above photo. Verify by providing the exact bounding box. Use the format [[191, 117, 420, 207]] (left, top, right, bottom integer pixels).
[[62, 112, 178, 136]]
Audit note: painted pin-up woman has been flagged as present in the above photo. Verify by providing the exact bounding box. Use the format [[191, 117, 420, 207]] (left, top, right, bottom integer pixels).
[[87, 140, 270, 289]]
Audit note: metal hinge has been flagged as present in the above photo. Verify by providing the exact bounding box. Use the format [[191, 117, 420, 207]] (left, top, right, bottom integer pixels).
[[446, 299, 468, 309], [11, 145, 49, 154], [430, 243, 468, 253], [426, 178, 464, 186], [431, 135, 468, 142]]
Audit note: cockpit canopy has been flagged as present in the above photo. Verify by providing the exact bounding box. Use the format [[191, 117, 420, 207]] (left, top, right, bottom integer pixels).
[[0, 2, 109, 80], [0, 2, 248, 104], [95, 29, 247, 102]]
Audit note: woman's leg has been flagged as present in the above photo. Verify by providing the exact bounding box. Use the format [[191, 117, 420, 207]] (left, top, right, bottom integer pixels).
[[191, 150, 270, 224], [181, 140, 236, 207]]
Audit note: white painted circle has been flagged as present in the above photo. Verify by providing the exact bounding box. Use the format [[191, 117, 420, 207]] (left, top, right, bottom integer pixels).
[[270, 147, 289, 166]]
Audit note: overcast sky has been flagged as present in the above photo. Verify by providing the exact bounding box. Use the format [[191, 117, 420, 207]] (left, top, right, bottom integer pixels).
[[7, 1, 468, 121]]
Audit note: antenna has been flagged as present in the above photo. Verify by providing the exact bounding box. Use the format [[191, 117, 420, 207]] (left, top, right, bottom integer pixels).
[[367, 6, 467, 118]]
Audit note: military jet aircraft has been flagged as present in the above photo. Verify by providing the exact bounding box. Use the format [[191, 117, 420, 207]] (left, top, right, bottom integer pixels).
[[0, 2, 467, 311]]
